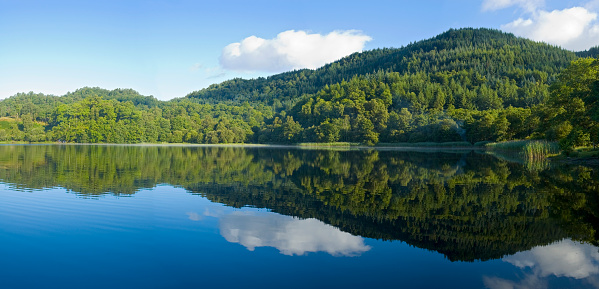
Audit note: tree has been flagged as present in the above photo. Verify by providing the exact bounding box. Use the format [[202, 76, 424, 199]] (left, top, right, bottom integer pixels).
[[364, 99, 389, 132], [282, 116, 303, 143], [385, 108, 413, 142], [354, 114, 379, 145], [315, 119, 340, 143], [548, 57, 599, 149]]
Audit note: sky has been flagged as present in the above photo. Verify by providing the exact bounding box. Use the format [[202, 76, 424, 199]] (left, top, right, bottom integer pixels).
[[1, 0, 598, 100]]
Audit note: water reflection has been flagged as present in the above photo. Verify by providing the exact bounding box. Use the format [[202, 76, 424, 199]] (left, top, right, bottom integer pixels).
[[484, 239, 599, 289], [504, 239, 599, 279], [219, 211, 371, 256], [0, 144, 597, 264]]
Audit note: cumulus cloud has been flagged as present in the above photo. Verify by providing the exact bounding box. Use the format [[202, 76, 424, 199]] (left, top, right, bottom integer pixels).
[[219, 30, 372, 72], [486, 0, 599, 51], [501, 7, 599, 51], [482, 0, 545, 12], [219, 211, 371, 256]]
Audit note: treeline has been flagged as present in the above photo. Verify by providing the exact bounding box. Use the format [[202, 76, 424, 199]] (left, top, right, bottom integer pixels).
[[0, 88, 272, 143], [255, 72, 546, 144]]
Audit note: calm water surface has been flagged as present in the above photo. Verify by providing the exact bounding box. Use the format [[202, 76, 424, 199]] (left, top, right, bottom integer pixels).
[[0, 144, 598, 289]]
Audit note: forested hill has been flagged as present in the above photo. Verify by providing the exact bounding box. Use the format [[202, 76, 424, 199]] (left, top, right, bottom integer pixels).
[[576, 46, 599, 58], [185, 28, 580, 108], [0, 87, 160, 122], [1, 27, 597, 146]]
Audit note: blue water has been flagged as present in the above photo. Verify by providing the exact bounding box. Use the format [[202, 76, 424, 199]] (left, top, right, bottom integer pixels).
[[0, 184, 594, 289], [0, 145, 597, 288]]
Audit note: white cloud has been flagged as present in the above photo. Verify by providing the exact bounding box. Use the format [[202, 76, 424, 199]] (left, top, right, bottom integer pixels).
[[219, 30, 372, 72], [503, 239, 599, 279], [219, 211, 371, 256], [482, 0, 545, 12], [500, 6, 599, 51]]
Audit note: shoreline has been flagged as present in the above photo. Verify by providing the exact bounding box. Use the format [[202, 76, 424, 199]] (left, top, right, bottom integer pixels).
[[550, 156, 599, 167], [0, 141, 486, 151], [2, 142, 597, 164]]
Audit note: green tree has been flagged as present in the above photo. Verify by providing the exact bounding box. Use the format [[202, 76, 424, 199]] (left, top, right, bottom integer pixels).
[[547, 57, 599, 149], [354, 114, 379, 145], [315, 119, 340, 143]]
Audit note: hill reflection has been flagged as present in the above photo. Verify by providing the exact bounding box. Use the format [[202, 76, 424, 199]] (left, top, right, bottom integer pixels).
[[0, 144, 597, 262]]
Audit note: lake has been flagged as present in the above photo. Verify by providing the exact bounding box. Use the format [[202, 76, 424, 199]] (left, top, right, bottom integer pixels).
[[0, 144, 597, 289]]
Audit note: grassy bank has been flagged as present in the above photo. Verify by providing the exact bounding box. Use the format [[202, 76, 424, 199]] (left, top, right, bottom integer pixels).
[[550, 147, 599, 165], [559, 147, 599, 158]]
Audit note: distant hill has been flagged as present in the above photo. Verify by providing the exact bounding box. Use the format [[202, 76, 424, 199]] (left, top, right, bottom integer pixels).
[[576, 46, 599, 58], [0, 87, 159, 122], [185, 28, 580, 109]]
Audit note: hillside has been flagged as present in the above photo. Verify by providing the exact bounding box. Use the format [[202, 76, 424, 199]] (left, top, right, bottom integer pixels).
[[0, 87, 160, 122], [185, 28, 579, 109], [246, 28, 597, 144], [0, 87, 272, 143]]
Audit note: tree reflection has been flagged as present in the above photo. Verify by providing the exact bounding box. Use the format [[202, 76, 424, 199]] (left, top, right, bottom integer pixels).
[[0, 144, 596, 261]]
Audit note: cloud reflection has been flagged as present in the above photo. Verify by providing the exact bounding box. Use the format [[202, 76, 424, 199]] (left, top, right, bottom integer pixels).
[[484, 239, 599, 289], [483, 274, 547, 289], [186, 212, 202, 221], [219, 211, 371, 256], [504, 239, 599, 279]]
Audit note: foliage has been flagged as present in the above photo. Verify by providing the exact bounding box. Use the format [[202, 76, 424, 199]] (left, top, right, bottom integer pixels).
[[249, 28, 580, 145], [0, 88, 271, 144], [543, 57, 599, 151]]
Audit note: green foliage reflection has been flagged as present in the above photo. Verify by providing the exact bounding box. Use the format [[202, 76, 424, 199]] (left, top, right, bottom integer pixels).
[[0, 145, 596, 261]]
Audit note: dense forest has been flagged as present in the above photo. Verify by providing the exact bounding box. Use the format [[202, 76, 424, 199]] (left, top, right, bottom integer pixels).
[[0, 28, 597, 148], [0, 88, 272, 144], [0, 145, 597, 261]]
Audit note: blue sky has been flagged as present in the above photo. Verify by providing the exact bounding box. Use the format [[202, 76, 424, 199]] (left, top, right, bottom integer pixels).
[[1, 0, 598, 100]]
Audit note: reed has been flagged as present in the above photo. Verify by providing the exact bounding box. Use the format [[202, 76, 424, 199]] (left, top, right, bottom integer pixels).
[[521, 141, 560, 161], [524, 158, 551, 172]]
